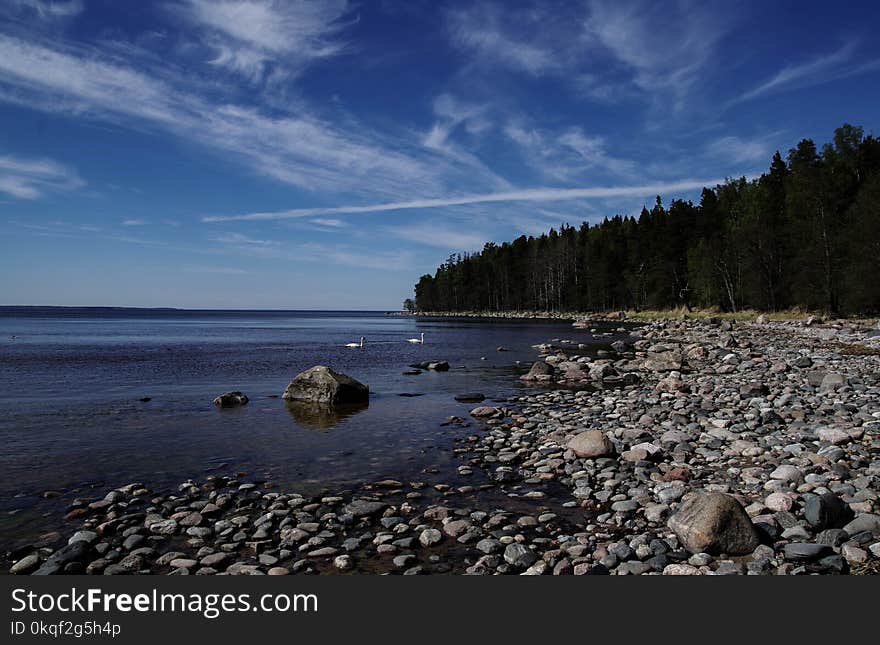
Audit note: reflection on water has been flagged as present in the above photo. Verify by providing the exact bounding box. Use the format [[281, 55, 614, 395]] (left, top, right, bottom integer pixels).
[[285, 400, 369, 430]]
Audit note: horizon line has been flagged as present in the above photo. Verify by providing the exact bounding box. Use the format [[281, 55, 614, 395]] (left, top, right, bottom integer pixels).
[[0, 305, 405, 312]]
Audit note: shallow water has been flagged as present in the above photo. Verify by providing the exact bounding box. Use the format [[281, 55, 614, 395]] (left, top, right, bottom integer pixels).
[[0, 307, 628, 549]]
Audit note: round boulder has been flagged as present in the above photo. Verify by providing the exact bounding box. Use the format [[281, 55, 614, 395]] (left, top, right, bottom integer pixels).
[[566, 430, 614, 458], [282, 366, 369, 405]]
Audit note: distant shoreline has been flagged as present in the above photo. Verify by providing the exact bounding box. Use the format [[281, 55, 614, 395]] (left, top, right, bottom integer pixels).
[[388, 310, 579, 321], [388, 308, 859, 324]]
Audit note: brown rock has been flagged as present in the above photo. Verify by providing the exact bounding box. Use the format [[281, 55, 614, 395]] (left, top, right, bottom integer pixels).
[[64, 508, 88, 521], [661, 467, 691, 482], [668, 492, 759, 555], [520, 360, 555, 381], [567, 430, 614, 458]]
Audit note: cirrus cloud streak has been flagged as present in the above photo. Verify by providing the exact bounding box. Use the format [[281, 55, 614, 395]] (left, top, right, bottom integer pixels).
[[203, 178, 729, 223]]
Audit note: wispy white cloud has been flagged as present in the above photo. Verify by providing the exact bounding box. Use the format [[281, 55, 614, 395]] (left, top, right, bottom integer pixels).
[[213, 232, 280, 246], [387, 222, 490, 251], [174, 0, 355, 83], [572, 72, 636, 104], [205, 227, 414, 271], [446, 0, 730, 112], [183, 265, 248, 275], [104, 233, 169, 247], [0, 34, 449, 198], [203, 178, 727, 223], [502, 119, 635, 180], [732, 43, 880, 104], [706, 134, 776, 165], [503, 121, 548, 151], [446, 3, 563, 75], [8, 218, 99, 234], [421, 93, 509, 189], [0, 153, 84, 199], [423, 94, 488, 149], [5, 0, 83, 20], [121, 218, 146, 226], [558, 128, 635, 176], [583, 0, 730, 108], [295, 243, 414, 271], [502, 120, 580, 181], [309, 218, 347, 228], [216, 236, 414, 271]]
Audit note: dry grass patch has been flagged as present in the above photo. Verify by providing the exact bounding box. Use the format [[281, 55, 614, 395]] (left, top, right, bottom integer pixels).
[[622, 308, 820, 322], [825, 341, 880, 356]]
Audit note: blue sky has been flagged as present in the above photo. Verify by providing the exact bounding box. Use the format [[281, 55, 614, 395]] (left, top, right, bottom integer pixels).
[[1, 0, 879, 309]]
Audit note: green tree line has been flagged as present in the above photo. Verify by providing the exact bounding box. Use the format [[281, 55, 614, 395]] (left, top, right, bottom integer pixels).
[[413, 124, 880, 315]]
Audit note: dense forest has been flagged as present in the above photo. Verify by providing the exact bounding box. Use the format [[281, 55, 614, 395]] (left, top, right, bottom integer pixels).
[[413, 124, 880, 315]]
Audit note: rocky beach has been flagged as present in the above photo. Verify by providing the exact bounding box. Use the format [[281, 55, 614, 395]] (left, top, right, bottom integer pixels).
[[7, 316, 880, 576]]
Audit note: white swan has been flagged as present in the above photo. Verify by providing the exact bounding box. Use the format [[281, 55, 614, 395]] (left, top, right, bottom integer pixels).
[[406, 332, 424, 344], [345, 336, 365, 348]]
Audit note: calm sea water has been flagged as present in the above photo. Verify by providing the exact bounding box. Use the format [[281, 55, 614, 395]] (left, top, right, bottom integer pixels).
[[0, 307, 627, 549]]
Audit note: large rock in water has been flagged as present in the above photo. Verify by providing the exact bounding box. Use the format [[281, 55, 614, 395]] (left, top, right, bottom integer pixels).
[[213, 391, 248, 407], [668, 492, 759, 555], [520, 360, 554, 381], [282, 366, 369, 405]]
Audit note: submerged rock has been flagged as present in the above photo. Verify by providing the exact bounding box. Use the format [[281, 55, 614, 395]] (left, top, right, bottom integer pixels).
[[344, 500, 388, 517], [282, 366, 369, 405], [410, 360, 450, 371], [455, 392, 486, 403], [470, 406, 499, 418]]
